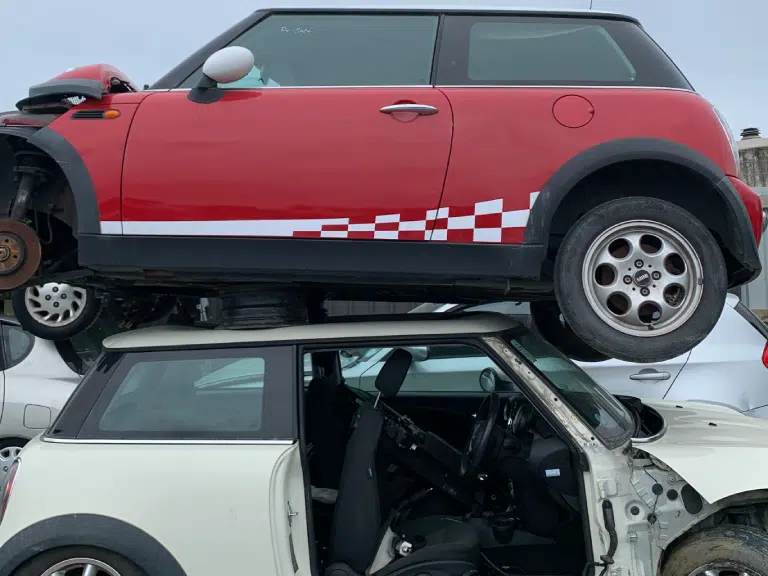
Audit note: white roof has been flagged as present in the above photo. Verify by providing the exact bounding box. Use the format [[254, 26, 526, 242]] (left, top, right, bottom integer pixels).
[[102, 312, 519, 350]]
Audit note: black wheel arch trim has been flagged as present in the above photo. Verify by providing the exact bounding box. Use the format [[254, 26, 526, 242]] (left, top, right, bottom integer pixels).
[[0, 514, 187, 576], [524, 137, 761, 282], [0, 126, 101, 236]]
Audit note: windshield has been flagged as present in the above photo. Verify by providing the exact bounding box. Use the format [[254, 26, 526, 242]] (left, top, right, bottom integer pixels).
[[501, 326, 634, 447]]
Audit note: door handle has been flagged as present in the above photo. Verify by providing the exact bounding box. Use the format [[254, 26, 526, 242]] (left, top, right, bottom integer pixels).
[[629, 369, 671, 381], [380, 104, 438, 116]]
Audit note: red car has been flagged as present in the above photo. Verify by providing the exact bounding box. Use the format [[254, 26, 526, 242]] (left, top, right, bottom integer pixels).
[[0, 7, 762, 364]]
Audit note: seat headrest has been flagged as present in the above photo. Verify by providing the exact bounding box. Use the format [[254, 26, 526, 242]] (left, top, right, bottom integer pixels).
[[375, 348, 413, 398]]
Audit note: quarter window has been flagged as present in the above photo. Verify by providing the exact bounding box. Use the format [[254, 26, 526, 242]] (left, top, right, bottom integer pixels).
[[436, 15, 692, 88], [1, 324, 34, 369], [181, 14, 439, 88], [79, 347, 295, 440]]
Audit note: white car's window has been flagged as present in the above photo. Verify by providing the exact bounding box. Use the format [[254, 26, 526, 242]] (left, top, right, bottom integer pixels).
[[342, 343, 515, 396], [1, 324, 34, 369], [180, 13, 439, 88], [93, 348, 286, 439]]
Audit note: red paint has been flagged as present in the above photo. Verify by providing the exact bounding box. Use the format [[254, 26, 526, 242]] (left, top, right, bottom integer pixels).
[[729, 176, 763, 245], [46, 64, 139, 93], [437, 87, 749, 243], [48, 93, 151, 223], [552, 95, 594, 128], [121, 89, 453, 225]]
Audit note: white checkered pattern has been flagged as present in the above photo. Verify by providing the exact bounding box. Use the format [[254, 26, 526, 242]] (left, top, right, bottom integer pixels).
[[105, 192, 540, 244]]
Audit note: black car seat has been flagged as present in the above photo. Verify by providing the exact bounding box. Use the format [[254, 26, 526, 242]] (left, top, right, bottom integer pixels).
[[325, 349, 480, 576]]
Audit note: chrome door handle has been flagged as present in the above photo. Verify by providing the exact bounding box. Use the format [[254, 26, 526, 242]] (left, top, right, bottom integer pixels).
[[629, 370, 671, 381], [380, 104, 438, 116]]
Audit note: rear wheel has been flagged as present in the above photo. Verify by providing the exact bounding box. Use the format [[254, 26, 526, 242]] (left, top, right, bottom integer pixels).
[[554, 197, 727, 363], [529, 301, 609, 363], [14, 546, 144, 576], [11, 283, 103, 341]]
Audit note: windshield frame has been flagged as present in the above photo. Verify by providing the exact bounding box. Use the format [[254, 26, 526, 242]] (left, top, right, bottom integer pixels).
[[494, 325, 635, 450]]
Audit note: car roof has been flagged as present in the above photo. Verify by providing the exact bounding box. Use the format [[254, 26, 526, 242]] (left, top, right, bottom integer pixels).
[[102, 311, 520, 350], [261, 5, 639, 24]]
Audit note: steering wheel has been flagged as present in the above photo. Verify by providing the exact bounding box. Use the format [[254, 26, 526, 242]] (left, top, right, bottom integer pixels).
[[460, 391, 501, 477]]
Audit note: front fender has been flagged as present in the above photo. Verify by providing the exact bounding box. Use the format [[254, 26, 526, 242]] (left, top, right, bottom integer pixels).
[[0, 514, 186, 576], [0, 125, 101, 235]]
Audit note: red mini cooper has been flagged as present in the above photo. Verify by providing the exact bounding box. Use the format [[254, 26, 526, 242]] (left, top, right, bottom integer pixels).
[[0, 6, 762, 364]]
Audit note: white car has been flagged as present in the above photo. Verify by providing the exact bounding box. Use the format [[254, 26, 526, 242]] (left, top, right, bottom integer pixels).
[[1, 313, 768, 576], [368, 293, 768, 417], [0, 315, 82, 476]]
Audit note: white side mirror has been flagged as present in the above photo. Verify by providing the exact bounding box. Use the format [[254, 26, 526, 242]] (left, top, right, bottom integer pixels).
[[202, 46, 255, 85]]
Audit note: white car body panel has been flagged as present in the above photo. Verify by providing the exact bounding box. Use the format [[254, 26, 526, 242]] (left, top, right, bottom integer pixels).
[[0, 337, 79, 441], [638, 398, 768, 504], [1, 437, 310, 576]]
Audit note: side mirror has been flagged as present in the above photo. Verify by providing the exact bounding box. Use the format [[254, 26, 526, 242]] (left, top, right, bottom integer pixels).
[[479, 367, 498, 394], [189, 46, 255, 104], [401, 346, 429, 362]]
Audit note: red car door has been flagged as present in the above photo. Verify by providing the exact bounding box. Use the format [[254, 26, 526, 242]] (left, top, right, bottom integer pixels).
[[120, 13, 451, 241]]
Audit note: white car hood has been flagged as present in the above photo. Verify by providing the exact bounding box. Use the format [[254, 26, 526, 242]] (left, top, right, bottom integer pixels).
[[637, 399, 768, 504]]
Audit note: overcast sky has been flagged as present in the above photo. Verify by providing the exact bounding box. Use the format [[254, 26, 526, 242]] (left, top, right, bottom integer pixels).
[[1, 0, 766, 136]]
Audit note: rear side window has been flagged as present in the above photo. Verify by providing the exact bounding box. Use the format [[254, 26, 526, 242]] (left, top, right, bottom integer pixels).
[[180, 13, 439, 88], [1, 324, 34, 369], [77, 347, 295, 440], [436, 15, 692, 88]]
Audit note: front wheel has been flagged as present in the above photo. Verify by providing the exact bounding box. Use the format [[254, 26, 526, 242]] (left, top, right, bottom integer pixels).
[[14, 546, 145, 576], [11, 283, 103, 341], [554, 197, 727, 364], [662, 525, 768, 576]]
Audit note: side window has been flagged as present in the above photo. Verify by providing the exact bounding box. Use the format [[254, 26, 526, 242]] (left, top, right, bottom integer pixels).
[[79, 346, 295, 440], [343, 343, 516, 395], [180, 13, 439, 89], [1, 324, 34, 369], [437, 16, 660, 86]]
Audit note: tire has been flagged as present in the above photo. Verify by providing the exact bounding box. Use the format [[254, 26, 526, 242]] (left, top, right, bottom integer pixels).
[[529, 301, 609, 363], [662, 525, 768, 576], [13, 546, 145, 576], [554, 197, 726, 363], [11, 283, 103, 341]]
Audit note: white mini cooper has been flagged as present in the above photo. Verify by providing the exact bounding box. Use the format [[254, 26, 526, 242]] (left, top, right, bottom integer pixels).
[[0, 312, 766, 576]]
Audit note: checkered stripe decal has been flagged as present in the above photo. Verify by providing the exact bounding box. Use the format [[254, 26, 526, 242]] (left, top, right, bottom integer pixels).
[[294, 192, 540, 243], [108, 192, 540, 242]]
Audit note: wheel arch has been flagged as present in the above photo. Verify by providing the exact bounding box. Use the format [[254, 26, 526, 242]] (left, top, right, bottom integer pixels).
[[0, 513, 187, 576], [0, 126, 101, 236], [525, 137, 761, 286]]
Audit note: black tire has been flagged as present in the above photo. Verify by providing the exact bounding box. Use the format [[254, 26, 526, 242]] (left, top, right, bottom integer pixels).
[[11, 284, 103, 341], [662, 525, 768, 576], [554, 197, 727, 363], [13, 545, 145, 576], [529, 301, 609, 363]]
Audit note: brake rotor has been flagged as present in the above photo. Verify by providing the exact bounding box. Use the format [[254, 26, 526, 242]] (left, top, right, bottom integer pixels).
[[0, 219, 41, 290]]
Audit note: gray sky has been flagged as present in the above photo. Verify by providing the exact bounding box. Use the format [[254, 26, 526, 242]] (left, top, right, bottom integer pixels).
[[1, 0, 766, 135]]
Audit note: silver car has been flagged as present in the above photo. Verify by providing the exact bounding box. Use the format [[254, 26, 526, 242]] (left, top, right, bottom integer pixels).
[[335, 294, 768, 417]]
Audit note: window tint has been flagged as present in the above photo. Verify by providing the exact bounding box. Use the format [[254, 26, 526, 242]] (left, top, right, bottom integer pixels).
[[79, 347, 295, 440], [180, 14, 438, 88], [342, 343, 517, 395], [1, 324, 33, 369], [436, 16, 692, 88]]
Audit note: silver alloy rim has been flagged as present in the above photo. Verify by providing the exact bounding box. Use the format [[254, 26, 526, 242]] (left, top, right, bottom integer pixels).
[[0, 446, 21, 481], [687, 565, 756, 576], [24, 283, 88, 327], [581, 219, 704, 337], [41, 557, 121, 576]]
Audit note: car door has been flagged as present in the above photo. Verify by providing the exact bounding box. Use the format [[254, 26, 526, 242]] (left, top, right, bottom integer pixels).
[[575, 353, 689, 399], [121, 13, 452, 239]]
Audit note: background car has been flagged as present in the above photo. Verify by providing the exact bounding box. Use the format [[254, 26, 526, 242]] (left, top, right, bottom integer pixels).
[[334, 293, 768, 417], [0, 315, 82, 481]]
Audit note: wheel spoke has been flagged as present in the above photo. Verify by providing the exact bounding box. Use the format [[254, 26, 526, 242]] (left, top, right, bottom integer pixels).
[[82, 565, 100, 576]]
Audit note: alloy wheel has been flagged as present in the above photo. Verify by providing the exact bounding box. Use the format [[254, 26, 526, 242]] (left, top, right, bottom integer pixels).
[[0, 445, 22, 483], [582, 219, 704, 337], [41, 557, 122, 576]]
